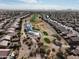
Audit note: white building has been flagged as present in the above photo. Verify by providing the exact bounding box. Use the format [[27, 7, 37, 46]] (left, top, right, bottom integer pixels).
[[27, 31, 41, 38]]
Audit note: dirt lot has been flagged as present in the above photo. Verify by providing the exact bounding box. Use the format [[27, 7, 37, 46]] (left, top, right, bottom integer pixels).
[[30, 14, 69, 57], [31, 14, 68, 45]]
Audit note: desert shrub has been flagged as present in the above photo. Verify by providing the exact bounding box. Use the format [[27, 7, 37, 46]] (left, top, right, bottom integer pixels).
[[44, 37, 50, 43], [43, 31, 48, 36], [33, 27, 40, 31], [56, 51, 65, 59], [52, 34, 61, 41]]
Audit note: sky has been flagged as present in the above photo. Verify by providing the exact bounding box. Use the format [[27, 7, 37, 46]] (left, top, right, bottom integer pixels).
[[0, 0, 79, 10]]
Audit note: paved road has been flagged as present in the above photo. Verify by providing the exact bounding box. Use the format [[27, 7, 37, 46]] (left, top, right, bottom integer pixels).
[[17, 16, 29, 59]]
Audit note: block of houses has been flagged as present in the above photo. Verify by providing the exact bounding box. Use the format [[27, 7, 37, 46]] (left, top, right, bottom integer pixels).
[[0, 40, 10, 48], [0, 49, 10, 59]]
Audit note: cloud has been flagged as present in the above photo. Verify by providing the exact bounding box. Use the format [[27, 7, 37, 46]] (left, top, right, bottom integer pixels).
[[0, 3, 71, 10], [0, 0, 79, 10], [20, 0, 38, 3]]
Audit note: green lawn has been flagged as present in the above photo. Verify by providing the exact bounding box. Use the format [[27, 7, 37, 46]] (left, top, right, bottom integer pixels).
[[30, 14, 38, 22]]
